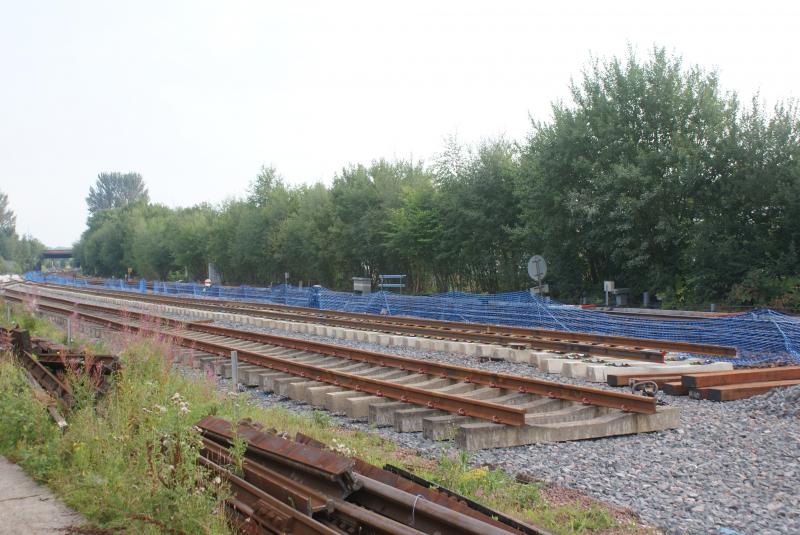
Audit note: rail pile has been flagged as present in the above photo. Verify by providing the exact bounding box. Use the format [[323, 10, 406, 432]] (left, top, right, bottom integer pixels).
[[0, 326, 118, 413], [607, 367, 800, 401], [197, 415, 550, 535]]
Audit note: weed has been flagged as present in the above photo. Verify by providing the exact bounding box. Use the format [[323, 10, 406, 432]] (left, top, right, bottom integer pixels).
[[312, 409, 331, 428]]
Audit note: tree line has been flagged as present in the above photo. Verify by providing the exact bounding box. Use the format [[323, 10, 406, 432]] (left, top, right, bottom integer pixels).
[[0, 190, 44, 273], [74, 48, 800, 310]]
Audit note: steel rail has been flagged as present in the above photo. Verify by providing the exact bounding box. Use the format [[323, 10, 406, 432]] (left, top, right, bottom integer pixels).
[[204, 417, 529, 535], [25, 282, 727, 359], [8, 289, 658, 415], [199, 456, 341, 535], [201, 438, 334, 516]]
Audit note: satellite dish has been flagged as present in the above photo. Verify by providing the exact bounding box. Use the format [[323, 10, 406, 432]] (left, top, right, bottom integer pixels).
[[527, 255, 547, 282]]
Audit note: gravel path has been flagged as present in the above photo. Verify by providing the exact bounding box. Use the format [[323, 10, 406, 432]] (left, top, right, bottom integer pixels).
[[207, 318, 800, 535]]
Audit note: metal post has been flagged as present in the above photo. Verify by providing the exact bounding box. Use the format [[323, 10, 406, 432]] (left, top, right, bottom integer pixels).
[[230, 350, 238, 393], [230, 350, 239, 420]]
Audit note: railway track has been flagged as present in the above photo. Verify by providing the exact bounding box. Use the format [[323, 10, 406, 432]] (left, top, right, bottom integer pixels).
[[27, 281, 737, 360], [1, 327, 551, 533], [3, 286, 679, 448]]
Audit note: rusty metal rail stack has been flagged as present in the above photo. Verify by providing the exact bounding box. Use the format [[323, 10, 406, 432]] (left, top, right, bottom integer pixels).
[[3, 286, 680, 448], [197, 416, 552, 535], [1, 327, 118, 409], [606, 366, 800, 401], [27, 281, 738, 360]]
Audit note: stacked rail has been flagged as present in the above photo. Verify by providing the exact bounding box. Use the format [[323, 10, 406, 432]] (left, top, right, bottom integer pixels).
[[0, 327, 118, 424], [198, 416, 550, 535], [606, 367, 800, 401]]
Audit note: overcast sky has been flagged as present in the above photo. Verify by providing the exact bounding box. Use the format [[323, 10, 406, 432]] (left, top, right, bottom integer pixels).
[[1, 1, 797, 247]]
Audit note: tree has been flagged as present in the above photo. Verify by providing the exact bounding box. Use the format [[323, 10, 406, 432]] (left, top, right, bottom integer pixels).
[[86, 172, 149, 215], [0, 190, 15, 237], [0, 191, 15, 262], [248, 166, 283, 208], [435, 139, 523, 292], [516, 47, 739, 299]]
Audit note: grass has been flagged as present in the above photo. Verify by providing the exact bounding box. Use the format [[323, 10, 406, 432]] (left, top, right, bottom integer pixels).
[[0, 301, 629, 534]]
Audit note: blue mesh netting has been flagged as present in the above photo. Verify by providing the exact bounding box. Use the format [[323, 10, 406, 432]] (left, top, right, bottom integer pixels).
[[23, 272, 800, 365]]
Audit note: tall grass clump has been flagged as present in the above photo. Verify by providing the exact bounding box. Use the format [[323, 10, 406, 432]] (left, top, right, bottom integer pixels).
[[0, 339, 233, 534]]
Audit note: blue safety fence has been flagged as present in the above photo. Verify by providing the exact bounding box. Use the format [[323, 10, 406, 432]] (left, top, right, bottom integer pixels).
[[24, 272, 800, 365]]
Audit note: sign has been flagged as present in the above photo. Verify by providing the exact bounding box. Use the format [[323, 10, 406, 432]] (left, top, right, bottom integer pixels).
[[603, 280, 615, 292], [527, 255, 547, 282]]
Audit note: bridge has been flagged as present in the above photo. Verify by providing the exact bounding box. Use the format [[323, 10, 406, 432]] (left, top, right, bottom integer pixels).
[[36, 248, 75, 270], [41, 248, 74, 260]]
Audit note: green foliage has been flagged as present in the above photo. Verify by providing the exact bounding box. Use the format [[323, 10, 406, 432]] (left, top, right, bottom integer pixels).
[[73, 47, 800, 307], [86, 172, 149, 215], [418, 450, 614, 534], [0, 189, 45, 273], [0, 190, 16, 237], [0, 356, 62, 479], [0, 344, 232, 534]]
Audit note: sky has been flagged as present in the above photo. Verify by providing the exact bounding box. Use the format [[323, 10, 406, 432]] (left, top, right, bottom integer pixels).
[[1, 0, 798, 247]]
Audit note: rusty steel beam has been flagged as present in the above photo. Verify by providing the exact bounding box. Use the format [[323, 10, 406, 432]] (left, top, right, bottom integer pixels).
[[199, 456, 340, 535], [689, 380, 800, 401], [201, 438, 333, 517], [681, 366, 800, 388]]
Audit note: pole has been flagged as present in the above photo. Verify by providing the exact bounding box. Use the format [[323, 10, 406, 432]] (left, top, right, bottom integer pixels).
[[66, 318, 72, 345], [230, 350, 239, 393], [230, 350, 239, 420]]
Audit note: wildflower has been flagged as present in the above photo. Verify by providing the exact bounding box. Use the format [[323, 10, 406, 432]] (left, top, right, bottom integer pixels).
[[171, 392, 182, 402], [213, 476, 222, 485], [154, 404, 167, 413]]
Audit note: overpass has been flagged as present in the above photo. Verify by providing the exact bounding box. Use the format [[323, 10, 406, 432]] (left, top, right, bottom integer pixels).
[[37, 249, 76, 270], [41, 249, 74, 260]]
